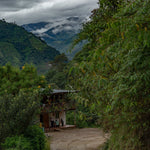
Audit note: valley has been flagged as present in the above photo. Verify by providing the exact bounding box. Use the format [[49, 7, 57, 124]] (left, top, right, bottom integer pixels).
[[22, 17, 85, 59]]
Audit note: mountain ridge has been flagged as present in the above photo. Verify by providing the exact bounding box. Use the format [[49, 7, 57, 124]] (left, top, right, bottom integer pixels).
[[0, 19, 60, 73], [22, 17, 85, 59]]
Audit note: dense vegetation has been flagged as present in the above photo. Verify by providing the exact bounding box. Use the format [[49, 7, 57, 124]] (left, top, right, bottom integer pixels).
[[0, 20, 60, 73], [0, 64, 48, 149], [69, 0, 150, 149], [45, 53, 69, 89]]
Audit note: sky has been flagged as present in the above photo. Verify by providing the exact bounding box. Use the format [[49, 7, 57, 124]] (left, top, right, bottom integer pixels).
[[0, 0, 98, 25]]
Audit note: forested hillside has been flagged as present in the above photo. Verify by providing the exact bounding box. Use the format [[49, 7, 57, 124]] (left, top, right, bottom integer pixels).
[[0, 20, 60, 73], [22, 17, 84, 60], [69, 0, 150, 149]]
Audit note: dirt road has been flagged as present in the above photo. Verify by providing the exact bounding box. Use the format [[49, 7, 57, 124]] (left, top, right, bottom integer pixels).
[[49, 128, 108, 150]]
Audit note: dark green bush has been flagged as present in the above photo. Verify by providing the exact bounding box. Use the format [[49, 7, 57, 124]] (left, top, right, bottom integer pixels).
[[1, 126, 46, 150], [0, 91, 40, 144], [24, 125, 46, 150], [2, 135, 32, 150]]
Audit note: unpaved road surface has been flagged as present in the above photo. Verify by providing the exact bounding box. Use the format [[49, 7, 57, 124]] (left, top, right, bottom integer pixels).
[[49, 128, 108, 150]]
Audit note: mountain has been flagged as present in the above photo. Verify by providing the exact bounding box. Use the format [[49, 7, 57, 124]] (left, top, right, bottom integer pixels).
[[22, 17, 85, 59], [0, 19, 60, 73]]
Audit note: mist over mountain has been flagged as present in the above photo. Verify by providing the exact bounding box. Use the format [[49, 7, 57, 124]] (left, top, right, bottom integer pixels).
[[22, 17, 86, 59]]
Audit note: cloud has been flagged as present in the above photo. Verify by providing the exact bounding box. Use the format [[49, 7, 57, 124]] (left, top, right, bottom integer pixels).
[[0, 0, 98, 25], [32, 17, 83, 36]]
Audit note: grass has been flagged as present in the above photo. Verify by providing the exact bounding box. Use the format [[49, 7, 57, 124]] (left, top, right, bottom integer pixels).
[[97, 140, 109, 150], [44, 137, 51, 150]]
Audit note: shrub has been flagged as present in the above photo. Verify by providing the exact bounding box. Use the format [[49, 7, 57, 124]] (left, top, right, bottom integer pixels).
[[2, 135, 32, 150], [24, 125, 46, 150], [0, 91, 40, 143], [2, 126, 47, 150]]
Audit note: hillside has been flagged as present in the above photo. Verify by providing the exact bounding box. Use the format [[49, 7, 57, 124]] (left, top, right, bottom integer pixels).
[[22, 17, 85, 59], [0, 20, 60, 73]]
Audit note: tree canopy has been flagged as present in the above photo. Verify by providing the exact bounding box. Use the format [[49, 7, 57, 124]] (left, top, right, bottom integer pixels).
[[0, 64, 46, 95], [45, 53, 69, 89]]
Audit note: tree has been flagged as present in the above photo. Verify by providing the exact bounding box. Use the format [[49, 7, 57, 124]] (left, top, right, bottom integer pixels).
[[45, 53, 68, 89], [0, 63, 46, 95]]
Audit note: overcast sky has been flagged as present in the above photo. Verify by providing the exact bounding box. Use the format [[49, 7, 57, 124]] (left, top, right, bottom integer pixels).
[[0, 0, 98, 25]]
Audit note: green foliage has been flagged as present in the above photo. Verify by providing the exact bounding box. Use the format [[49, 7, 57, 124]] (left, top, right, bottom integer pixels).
[[69, 0, 150, 149], [45, 53, 68, 89], [0, 20, 60, 73], [24, 125, 46, 150], [2, 126, 46, 150], [0, 64, 46, 145], [0, 90, 40, 144], [66, 111, 75, 125], [66, 111, 92, 128], [50, 53, 68, 71], [100, 140, 109, 150], [44, 137, 51, 150], [67, 94, 101, 128], [0, 64, 46, 95], [2, 135, 32, 150]]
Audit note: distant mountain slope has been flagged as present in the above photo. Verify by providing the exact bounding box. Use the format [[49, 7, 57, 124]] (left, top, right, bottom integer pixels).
[[22, 17, 85, 59], [0, 20, 60, 73]]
